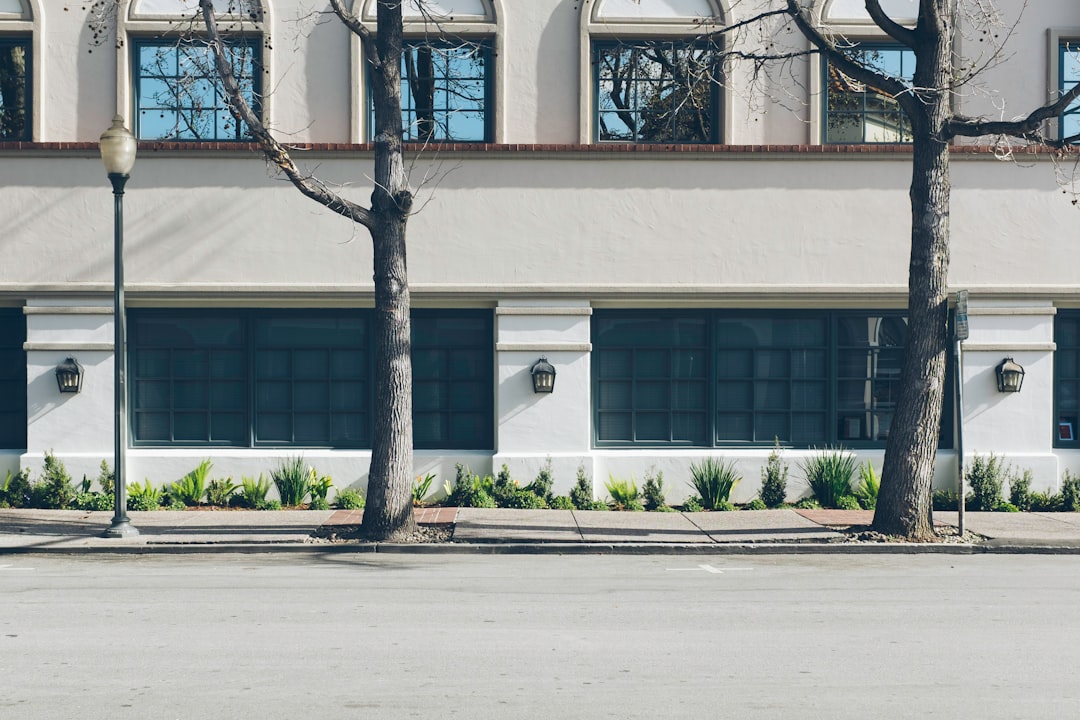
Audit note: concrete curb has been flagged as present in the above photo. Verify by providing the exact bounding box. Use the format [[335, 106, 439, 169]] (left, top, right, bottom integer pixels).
[[5, 539, 1080, 556]]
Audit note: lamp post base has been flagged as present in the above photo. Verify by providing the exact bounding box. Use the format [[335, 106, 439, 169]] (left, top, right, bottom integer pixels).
[[102, 518, 140, 539]]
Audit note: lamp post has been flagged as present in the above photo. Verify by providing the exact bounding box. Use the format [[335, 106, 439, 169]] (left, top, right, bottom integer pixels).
[[100, 115, 139, 538]]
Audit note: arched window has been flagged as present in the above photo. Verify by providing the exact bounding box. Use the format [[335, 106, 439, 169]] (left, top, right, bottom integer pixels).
[[0, 0, 36, 141], [815, 0, 915, 144], [123, 0, 268, 141], [357, 0, 500, 143], [583, 0, 725, 144]]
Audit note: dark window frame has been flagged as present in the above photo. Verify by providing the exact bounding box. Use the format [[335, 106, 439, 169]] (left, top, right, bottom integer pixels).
[[592, 37, 722, 144], [129, 309, 494, 450], [0, 36, 31, 141], [1054, 311, 1080, 449], [1061, 40, 1080, 142], [823, 42, 914, 144], [592, 309, 954, 450], [0, 308, 27, 450], [367, 37, 494, 143], [132, 36, 262, 141]]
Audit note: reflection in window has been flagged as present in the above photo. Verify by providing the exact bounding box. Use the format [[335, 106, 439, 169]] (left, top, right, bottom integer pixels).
[[134, 38, 259, 141], [0, 38, 29, 140], [374, 40, 491, 142], [594, 39, 720, 143], [1061, 41, 1080, 142], [825, 44, 914, 143], [0, 309, 26, 449], [593, 311, 946, 448]]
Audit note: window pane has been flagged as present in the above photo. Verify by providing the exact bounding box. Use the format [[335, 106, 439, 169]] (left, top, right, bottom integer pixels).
[[1056, 314, 1080, 445], [383, 40, 491, 142], [412, 312, 493, 448], [594, 39, 719, 143], [825, 45, 914, 144], [0, 39, 30, 140], [1062, 41, 1080, 141], [0, 310, 26, 448], [134, 38, 260, 141]]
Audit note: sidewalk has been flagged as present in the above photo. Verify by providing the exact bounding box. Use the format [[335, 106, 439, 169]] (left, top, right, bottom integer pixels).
[[5, 507, 1080, 554]]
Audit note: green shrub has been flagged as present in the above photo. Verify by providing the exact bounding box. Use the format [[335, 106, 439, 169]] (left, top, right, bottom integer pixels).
[[31, 452, 75, 509], [681, 496, 704, 512], [855, 461, 881, 510], [127, 479, 162, 511], [836, 495, 862, 510], [642, 468, 669, 511], [1061, 470, 1080, 512], [759, 439, 789, 508], [492, 465, 519, 507], [234, 474, 272, 509], [309, 472, 333, 508], [334, 487, 366, 510], [260, 499, 283, 511], [1008, 469, 1035, 512], [206, 477, 238, 507], [932, 489, 959, 511], [800, 449, 856, 508], [446, 465, 496, 508], [605, 475, 644, 511], [549, 495, 575, 510], [1031, 490, 1061, 512], [0, 468, 32, 508], [271, 456, 311, 507], [412, 473, 436, 506], [170, 459, 212, 506], [523, 459, 555, 503], [688, 458, 741, 510], [745, 498, 767, 511], [966, 454, 1006, 511], [72, 489, 112, 511], [793, 497, 821, 510], [504, 489, 549, 509], [569, 465, 605, 510], [95, 460, 115, 498]]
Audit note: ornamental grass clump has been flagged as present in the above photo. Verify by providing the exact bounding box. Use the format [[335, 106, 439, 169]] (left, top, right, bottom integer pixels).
[[800, 448, 856, 509], [234, 474, 272, 509], [855, 460, 881, 510], [127, 479, 162, 511], [169, 459, 212, 507], [688, 457, 740, 511], [271, 456, 311, 507], [605, 475, 644, 511]]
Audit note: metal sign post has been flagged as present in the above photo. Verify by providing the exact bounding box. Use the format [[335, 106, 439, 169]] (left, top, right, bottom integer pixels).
[[954, 290, 969, 537]]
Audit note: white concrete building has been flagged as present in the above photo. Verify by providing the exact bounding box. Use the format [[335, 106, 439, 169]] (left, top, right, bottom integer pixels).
[[1, 0, 1079, 502]]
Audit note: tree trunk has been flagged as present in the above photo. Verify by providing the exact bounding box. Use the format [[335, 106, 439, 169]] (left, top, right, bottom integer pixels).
[[360, 0, 417, 541], [872, 2, 954, 539]]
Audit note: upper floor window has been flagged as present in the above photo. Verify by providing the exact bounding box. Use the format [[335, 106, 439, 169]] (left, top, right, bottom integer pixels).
[[1061, 41, 1080, 142], [585, 0, 723, 144], [371, 39, 492, 143], [134, 38, 260, 141], [824, 44, 914, 143], [593, 39, 720, 143], [360, 0, 498, 143], [0, 36, 29, 140]]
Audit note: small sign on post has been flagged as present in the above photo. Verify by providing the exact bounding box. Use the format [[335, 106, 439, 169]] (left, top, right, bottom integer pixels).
[[955, 289, 969, 341]]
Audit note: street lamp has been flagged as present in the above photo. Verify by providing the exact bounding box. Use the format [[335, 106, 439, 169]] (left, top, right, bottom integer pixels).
[[100, 115, 138, 538]]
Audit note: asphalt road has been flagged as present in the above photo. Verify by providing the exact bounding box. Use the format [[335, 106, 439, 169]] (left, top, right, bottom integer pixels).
[[2, 553, 1079, 719]]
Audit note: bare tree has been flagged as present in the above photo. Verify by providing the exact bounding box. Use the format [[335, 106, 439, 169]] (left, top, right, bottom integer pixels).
[[708, 0, 1080, 538], [197, 0, 417, 541]]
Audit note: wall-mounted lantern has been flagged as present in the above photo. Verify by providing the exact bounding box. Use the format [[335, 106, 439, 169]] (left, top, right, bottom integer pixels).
[[996, 357, 1025, 393], [530, 357, 556, 394], [55, 357, 84, 394]]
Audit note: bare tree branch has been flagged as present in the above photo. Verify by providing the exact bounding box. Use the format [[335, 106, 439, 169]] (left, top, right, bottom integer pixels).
[[864, 0, 917, 49], [198, 0, 374, 229], [946, 79, 1080, 144]]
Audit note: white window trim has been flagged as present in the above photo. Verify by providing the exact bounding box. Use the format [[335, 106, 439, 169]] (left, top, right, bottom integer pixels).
[[0, 0, 40, 141], [580, 0, 728, 145], [117, 0, 272, 139], [1048, 28, 1080, 142], [351, 0, 502, 143]]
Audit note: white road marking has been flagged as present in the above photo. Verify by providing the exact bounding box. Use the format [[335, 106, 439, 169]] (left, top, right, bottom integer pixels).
[[0, 564, 34, 571], [667, 564, 753, 574]]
